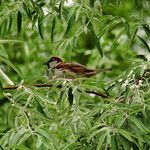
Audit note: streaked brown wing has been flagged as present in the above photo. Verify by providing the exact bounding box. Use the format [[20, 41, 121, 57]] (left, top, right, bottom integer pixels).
[[55, 62, 96, 77]]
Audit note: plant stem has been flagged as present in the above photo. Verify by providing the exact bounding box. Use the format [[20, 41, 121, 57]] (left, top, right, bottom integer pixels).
[[3, 83, 108, 98]]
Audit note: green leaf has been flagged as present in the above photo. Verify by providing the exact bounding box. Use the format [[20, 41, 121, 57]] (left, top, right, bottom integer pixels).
[[38, 16, 44, 39], [95, 39, 103, 57], [36, 99, 47, 117], [96, 131, 107, 150], [0, 45, 8, 58], [75, 6, 82, 21], [111, 135, 118, 150], [68, 87, 73, 106], [90, 0, 95, 7], [17, 11, 22, 34], [0, 80, 3, 97], [142, 24, 150, 38], [9, 144, 31, 150], [118, 129, 135, 142], [88, 127, 108, 141], [51, 17, 56, 43], [138, 35, 150, 52], [37, 128, 52, 140], [135, 0, 142, 8], [58, 0, 64, 20], [129, 116, 149, 134], [72, 36, 77, 50], [131, 27, 138, 40], [136, 55, 147, 61], [124, 21, 130, 38], [65, 14, 74, 35], [116, 135, 130, 150], [0, 56, 22, 78], [23, 2, 31, 19], [8, 15, 13, 32]]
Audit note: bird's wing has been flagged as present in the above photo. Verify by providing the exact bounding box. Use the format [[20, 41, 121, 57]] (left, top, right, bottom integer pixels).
[[55, 62, 89, 74]]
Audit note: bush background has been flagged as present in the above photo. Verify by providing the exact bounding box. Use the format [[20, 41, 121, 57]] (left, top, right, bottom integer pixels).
[[0, 0, 150, 149]]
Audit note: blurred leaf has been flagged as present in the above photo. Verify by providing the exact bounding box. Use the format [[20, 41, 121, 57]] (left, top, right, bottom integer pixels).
[[65, 14, 74, 35], [136, 55, 147, 61], [137, 35, 150, 52], [23, 2, 31, 19], [17, 11, 22, 34], [38, 16, 44, 39], [36, 99, 47, 117], [142, 24, 150, 38], [129, 116, 150, 134], [75, 6, 82, 21], [0, 80, 3, 97], [51, 17, 56, 43], [37, 128, 52, 140], [124, 21, 130, 38], [58, 0, 64, 20], [135, 0, 142, 8], [96, 131, 107, 150], [32, 14, 38, 28], [116, 135, 130, 150], [68, 87, 73, 106], [90, 0, 95, 7], [118, 129, 135, 143], [131, 27, 138, 40], [9, 145, 30, 150], [72, 36, 77, 50], [95, 39, 103, 57], [8, 15, 13, 32], [111, 135, 118, 150], [0, 56, 22, 78], [0, 45, 8, 58]]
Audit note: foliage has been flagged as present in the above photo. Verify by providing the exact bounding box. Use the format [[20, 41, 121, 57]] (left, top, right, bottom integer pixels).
[[0, 0, 150, 149]]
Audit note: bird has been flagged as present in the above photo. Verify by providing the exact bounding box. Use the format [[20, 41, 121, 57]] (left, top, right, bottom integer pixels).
[[44, 56, 112, 79]]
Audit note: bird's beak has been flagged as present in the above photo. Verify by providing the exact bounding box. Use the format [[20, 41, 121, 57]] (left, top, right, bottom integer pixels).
[[43, 61, 49, 66]]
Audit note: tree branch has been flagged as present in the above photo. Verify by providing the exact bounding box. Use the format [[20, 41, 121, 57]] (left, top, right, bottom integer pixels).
[[2, 84, 108, 98]]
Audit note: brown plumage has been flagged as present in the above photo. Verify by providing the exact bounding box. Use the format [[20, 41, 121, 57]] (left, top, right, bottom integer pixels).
[[44, 56, 112, 79]]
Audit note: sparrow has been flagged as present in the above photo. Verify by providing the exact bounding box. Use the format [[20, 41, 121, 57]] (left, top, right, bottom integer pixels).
[[44, 56, 112, 79]]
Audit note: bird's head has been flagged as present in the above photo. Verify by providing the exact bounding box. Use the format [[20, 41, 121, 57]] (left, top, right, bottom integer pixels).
[[44, 56, 63, 68]]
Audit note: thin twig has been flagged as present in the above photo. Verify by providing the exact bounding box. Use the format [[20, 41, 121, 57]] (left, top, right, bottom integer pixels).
[[2, 84, 108, 98]]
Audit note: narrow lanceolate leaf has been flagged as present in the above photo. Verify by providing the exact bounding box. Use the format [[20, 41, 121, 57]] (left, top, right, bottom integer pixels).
[[0, 69, 14, 85], [0, 57, 22, 78], [36, 99, 47, 117], [111, 135, 118, 150], [58, 0, 64, 20], [142, 24, 150, 38], [138, 35, 150, 52], [8, 15, 12, 32], [17, 11, 22, 34], [96, 39, 103, 58], [118, 129, 135, 143], [131, 28, 138, 40], [68, 87, 74, 106], [23, 2, 31, 19], [0, 45, 8, 58], [38, 16, 44, 39], [90, 0, 95, 7], [124, 21, 130, 38], [75, 6, 82, 21], [65, 15, 74, 35], [51, 17, 56, 43], [96, 131, 107, 150], [0, 80, 3, 97], [129, 116, 150, 133], [136, 55, 147, 61], [116, 135, 130, 150]]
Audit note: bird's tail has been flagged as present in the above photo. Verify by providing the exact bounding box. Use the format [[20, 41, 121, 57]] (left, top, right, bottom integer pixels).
[[97, 67, 112, 73]]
